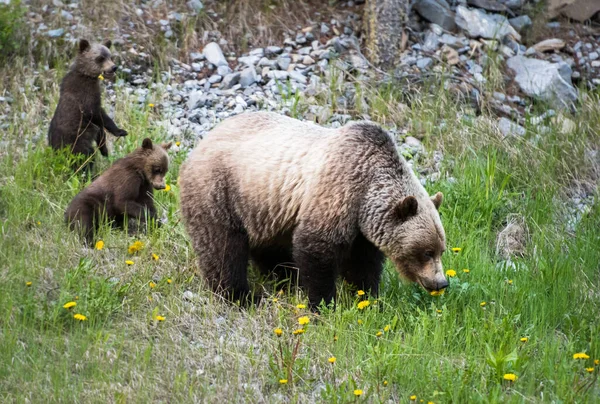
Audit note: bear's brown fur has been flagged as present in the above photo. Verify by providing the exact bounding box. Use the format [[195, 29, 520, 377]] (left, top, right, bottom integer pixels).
[[179, 112, 448, 309], [65, 138, 171, 243], [48, 39, 127, 170]]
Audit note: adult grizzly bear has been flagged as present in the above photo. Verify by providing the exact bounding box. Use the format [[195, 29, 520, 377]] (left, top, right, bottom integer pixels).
[[48, 39, 127, 169], [180, 112, 448, 309], [65, 138, 171, 243]]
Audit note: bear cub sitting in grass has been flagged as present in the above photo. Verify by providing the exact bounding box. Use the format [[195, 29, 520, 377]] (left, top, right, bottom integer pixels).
[[48, 39, 128, 170], [65, 138, 171, 243]]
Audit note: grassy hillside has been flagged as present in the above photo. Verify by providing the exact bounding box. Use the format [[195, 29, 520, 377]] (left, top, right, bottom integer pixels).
[[1, 2, 599, 403]]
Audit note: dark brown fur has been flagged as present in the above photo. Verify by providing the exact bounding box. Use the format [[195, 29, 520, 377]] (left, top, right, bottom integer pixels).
[[65, 138, 171, 243], [48, 39, 127, 170]]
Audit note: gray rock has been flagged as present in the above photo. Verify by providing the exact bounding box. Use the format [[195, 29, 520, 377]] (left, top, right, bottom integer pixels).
[[217, 65, 232, 76], [191, 62, 203, 72], [509, 15, 532, 33], [187, 0, 204, 13], [220, 72, 241, 89], [423, 31, 440, 52], [498, 0, 523, 8], [589, 52, 599, 61], [187, 90, 206, 110], [455, 6, 521, 41], [238, 55, 260, 66], [61, 10, 73, 20], [265, 46, 283, 56], [267, 70, 289, 80], [190, 52, 204, 61], [208, 74, 222, 84], [498, 117, 526, 137], [277, 56, 291, 71], [507, 56, 578, 110], [417, 57, 433, 69], [321, 23, 330, 35], [492, 92, 506, 102], [414, 0, 457, 32], [47, 28, 64, 38], [240, 67, 258, 88], [203, 42, 228, 67], [249, 48, 264, 57], [289, 70, 307, 84]]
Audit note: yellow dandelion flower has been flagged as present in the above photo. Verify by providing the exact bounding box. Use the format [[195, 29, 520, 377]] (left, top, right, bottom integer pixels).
[[446, 269, 456, 277], [152, 253, 159, 261], [480, 301, 486, 307], [357, 300, 370, 310], [63, 301, 76, 309], [451, 247, 462, 253], [292, 328, 305, 335], [279, 379, 288, 384], [75, 296, 79, 300], [357, 319, 363, 325], [26, 281, 32, 287], [95, 240, 105, 250], [410, 395, 417, 401], [353, 389, 363, 396], [428, 402, 434, 404], [357, 290, 365, 296], [73, 313, 87, 321], [573, 352, 590, 360], [333, 335, 338, 342], [272, 298, 278, 303], [298, 316, 310, 325], [585, 367, 594, 373], [595, 359, 599, 365], [384, 325, 390, 332], [383, 380, 388, 386], [36, 221, 41, 225], [98, 74, 104, 80], [274, 328, 283, 337], [167, 278, 172, 284], [128, 241, 144, 254], [155, 315, 165, 321], [148, 103, 155, 107], [376, 331, 383, 337], [165, 184, 171, 192], [436, 309, 442, 313], [508, 279, 513, 285], [149, 281, 156, 289], [125, 260, 134, 265], [175, 141, 181, 147], [328, 356, 336, 364], [520, 337, 528, 342], [503, 373, 517, 381], [430, 290, 444, 296], [463, 269, 470, 273], [296, 304, 306, 309]]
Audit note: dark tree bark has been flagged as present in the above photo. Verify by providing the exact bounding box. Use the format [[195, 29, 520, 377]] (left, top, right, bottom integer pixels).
[[363, 0, 409, 69]]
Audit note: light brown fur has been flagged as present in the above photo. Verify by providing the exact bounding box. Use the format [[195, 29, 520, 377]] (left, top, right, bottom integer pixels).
[[180, 112, 447, 309]]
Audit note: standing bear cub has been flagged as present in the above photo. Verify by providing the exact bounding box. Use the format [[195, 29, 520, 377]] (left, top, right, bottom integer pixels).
[[65, 138, 171, 243], [179, 112, 448, 310], [48, 39, 127, 169]]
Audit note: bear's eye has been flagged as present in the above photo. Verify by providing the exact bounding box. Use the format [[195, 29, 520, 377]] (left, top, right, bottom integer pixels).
[[96, 56, 105, 64], [424, 251, 435, 259], [152, 167, 162, 175]]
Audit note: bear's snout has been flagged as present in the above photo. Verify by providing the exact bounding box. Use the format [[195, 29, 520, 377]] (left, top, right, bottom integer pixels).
[[110, 65, 118, 73]]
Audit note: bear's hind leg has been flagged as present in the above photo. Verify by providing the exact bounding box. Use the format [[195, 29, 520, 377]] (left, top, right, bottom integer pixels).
[[340, 233, 385, 296], [250, 245, 296, 283]]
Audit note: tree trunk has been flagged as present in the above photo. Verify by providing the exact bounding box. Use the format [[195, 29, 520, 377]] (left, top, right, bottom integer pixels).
[[363, 0, 409, 69]]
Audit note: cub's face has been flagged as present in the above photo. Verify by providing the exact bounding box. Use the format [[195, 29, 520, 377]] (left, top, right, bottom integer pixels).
[[385, 193, 448, 293], [76, 39, 118, 78], [140, 138, 172, 190]]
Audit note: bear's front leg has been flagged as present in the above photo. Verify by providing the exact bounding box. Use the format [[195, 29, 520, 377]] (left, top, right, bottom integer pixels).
[[93, 108, 127, 137], [292, 228, 341, 311], [340, 233, 385, 296]]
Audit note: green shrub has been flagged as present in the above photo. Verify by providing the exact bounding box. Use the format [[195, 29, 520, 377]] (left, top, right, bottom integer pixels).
[[0, 0, 27, 62]]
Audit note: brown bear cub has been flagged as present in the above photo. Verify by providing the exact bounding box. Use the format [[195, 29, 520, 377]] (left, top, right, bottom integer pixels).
[[179, 112, 448, 311], [48, 39, 127, 169], [65, 138, 171, 243]]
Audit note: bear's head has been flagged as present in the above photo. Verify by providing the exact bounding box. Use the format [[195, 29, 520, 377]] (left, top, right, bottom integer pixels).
[[139, 138, 172, 190], [383, 192, 448, 293], [75, 39, 118, 78]]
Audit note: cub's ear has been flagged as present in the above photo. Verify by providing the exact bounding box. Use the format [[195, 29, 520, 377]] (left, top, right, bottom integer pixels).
[[431, 192, 443, 210], [79, 39, 90, 54], [103, 39, 112, 49], [395, 196, 419, 221], [142, 138, 153, 150], [161, 142, 172, 150]]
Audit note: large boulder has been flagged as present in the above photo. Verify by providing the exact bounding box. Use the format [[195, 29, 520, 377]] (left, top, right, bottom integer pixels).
[[455, 6, 521, 41]]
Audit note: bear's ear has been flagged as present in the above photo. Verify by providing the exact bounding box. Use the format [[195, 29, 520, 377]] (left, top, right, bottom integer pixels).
[[431, 192, 443, 210], [161, 142, 172, 150], [103, 39, 112, 49], [142, 138, 153, 150], [79, 39, 90, 54], [395, 196, 419, 221]]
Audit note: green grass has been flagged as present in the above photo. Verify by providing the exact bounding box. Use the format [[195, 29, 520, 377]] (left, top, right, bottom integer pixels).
[[1, 35, 600, 404]]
